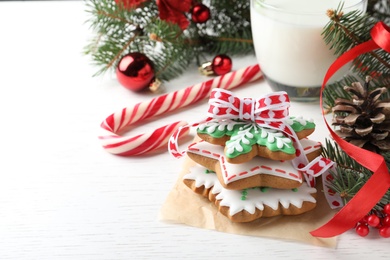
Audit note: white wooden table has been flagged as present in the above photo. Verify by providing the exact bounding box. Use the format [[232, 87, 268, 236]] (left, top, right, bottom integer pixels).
[[0, 1, 389, 259]]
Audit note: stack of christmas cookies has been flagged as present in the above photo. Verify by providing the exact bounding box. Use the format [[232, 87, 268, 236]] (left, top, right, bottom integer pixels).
[[177, 89, 331, 223]]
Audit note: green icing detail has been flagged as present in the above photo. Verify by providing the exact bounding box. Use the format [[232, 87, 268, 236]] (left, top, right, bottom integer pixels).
[[260, 187, 269, 192], [225, 124, 259, 158], [224, 123, 296, 158], [255, 128, 296, 155], [292, 188, 298, 192], [289, 116, 315, 132], [204, 169, 215, 174], [241, 189, 248, 201]]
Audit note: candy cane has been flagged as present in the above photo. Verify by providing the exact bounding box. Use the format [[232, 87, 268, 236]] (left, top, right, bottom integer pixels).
[[99, 64, 263, 156]]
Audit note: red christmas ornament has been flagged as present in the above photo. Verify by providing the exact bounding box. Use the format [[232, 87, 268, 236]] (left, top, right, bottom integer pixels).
[[355, 224, 370, 237], [116, 52, 155, 92], [199, 54, 232, 76], [191, 3, 211, 24], [212, 54, 232, 75]]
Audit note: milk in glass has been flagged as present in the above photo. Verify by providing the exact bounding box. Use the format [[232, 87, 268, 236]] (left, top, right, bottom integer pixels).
[[251, 0, 367, 101]]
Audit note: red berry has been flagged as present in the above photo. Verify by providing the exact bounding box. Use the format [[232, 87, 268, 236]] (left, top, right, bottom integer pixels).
[[379, 226, 390, 238], [355, 224, 369, 237], [383, 216, 390, 227], [367, 214, 381, 227], [359, 215, 368, 224], [376, 223, 384, 229], [383, 204, 390, 215]]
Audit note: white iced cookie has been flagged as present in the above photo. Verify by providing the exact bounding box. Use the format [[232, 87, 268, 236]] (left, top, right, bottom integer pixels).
[[183, 164, 317, 223]]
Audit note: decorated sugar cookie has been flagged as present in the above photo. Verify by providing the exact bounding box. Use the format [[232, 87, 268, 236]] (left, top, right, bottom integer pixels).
[[183, 164, 317, 223], [186, 139, 323, 190], [197, 117, 315, 164], [168, 88, 334, 223]]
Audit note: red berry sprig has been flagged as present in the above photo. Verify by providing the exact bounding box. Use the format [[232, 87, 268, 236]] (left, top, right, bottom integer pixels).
[[354, 203, 390, 238]]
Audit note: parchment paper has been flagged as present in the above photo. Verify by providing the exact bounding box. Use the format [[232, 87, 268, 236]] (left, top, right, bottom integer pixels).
[[160, 152, 338, 248]]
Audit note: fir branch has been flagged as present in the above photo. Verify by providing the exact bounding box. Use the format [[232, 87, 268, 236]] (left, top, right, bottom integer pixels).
[[95, 9, 134, 25], [85, 0, 388, 84], [323, 139, 390, 211], [325, 8, 365, 47], [322, 3, 390, 108], [213, 37, 253, 44], [323, 4, 390, 78], [85, 0, 193, 80], [367, 0, 390, 23], [322, 139, 368, 173], [85, 0, 254, 80], [105, 31, 140, 72], [203, 32, 254, 55], [192, 0, 253, 55]]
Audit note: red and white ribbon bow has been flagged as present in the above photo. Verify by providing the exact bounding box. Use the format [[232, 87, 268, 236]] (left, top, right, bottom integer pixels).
[[207, 89, 290, 123], [169, 89, 334, 186]]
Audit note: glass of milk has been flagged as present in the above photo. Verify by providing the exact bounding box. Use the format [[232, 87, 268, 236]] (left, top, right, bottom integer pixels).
[[251, 0, 367, 101]]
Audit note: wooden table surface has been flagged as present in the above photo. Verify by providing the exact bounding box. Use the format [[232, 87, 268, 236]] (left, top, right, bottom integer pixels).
[[0, 1, 389, 259]]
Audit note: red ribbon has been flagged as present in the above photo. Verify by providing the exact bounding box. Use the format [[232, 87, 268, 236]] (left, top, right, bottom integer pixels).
[[311, 21, 390, 238]]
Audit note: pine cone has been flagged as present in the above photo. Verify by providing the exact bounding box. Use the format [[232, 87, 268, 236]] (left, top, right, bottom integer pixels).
[[332, 76, 390, 152]]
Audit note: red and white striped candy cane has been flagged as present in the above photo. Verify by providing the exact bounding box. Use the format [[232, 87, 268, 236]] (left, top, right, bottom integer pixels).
[[99, 64, 263, 156]]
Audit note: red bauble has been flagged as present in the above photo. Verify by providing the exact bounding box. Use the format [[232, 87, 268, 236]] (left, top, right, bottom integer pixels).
[[212, 54, 232, 75], [355, 224, 369, 237], [367, 214, 381, 227], [116, 52, 155, 92], [191, 4, 211, 23]]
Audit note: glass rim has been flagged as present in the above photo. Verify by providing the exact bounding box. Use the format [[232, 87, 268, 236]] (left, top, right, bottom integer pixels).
[[255, 0, 367, 15]]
